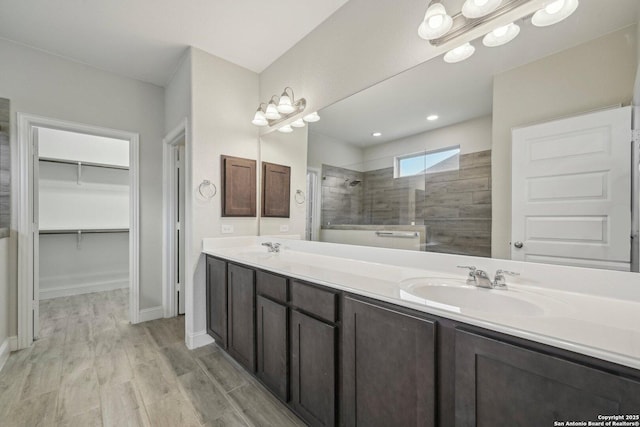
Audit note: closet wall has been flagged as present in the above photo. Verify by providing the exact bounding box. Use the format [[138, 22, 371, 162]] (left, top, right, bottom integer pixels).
[[37, 127, 130, 299]]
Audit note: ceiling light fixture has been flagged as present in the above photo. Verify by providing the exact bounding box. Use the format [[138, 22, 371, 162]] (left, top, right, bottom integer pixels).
[[251, 87, 308, 132], [417, 0, 579, 64], [531, 0, 579, 27], [418, 3, 453, 40], [461, 0, 502, 18], [372, 132, 382, 137], [482, 22, 520, 47], [444, 42, 475, 63]]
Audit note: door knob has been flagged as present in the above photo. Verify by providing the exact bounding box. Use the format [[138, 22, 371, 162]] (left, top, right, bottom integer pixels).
[[514, 241, 523, 249]]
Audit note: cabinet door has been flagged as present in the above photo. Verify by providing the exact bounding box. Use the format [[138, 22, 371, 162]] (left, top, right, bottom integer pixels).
[[256, 295, 288, 401], [262, 161, 291, 218], [455, 329, 640, 426], [221, 155, 256, 217], [342, 296, 436, 427], [227, 263, 256, 371], [206, 256, 227, 348], [290, 310, 336, 427]]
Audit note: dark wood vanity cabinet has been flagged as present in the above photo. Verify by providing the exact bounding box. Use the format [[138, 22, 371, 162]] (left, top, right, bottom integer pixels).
[[227, 263, 256, 371], [342, 296, 437, 427], [206, 256, 227, 348], [256, 270, 289, 402], [454, 329, 640, 426]]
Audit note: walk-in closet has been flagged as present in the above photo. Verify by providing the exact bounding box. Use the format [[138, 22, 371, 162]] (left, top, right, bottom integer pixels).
[[35, 127, 130, 338]]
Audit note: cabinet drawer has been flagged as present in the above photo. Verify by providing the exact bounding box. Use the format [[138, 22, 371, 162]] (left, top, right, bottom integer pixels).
[[256, 270, 288, 303], [290, 280, 338, 323]]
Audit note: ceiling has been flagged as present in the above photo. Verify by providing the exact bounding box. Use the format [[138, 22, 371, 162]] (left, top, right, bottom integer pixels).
[[310, 0, 640, 147], [0, 0, 349, 86]]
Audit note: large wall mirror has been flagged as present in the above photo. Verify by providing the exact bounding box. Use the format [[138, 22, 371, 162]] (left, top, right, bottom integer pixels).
[[261, 0, 640, 272]]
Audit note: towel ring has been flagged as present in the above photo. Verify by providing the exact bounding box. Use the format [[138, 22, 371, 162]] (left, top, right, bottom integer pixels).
[[295, 189, 305, 204], [198, 180, 217, 199]]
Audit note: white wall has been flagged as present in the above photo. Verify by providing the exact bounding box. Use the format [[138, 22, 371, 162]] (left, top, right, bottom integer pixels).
[[492, 27, 638, 259], [165, 49, 192, 134], [260, 129, 308, 237], [362, 116, 492, 171], [0, 38, 165, 335], [187, 47, 259, 345], [307, 131, 364, 170], [37, 127, 130, 167], [0, 237, 10, 358]]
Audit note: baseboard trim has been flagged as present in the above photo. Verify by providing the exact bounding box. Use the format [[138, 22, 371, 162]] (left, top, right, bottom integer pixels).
[[186, 329, 214, 350], [138, 306, 164, 323], [0, 336, 16, 372], [40, 280, 128, 300]]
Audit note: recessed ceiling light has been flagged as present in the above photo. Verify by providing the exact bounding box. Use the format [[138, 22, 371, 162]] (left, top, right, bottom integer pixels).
[[426, 115, 439, 121], [372, 132, 382, 137]]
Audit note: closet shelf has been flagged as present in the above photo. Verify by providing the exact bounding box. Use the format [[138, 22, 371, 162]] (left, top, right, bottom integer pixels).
[[39, 228, 129, 235], [39, 157, 129, 171]]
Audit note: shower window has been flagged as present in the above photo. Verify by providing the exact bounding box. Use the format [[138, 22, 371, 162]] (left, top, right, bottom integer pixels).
[[394, 146, 460, 178]]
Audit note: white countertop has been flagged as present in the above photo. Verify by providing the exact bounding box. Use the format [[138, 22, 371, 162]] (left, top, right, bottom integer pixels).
[[202, 237, 640, 371]]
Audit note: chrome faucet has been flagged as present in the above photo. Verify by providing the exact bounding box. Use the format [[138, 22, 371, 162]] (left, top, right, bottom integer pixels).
[[261, 242, 281, 253], [457, 266, 518, 290]]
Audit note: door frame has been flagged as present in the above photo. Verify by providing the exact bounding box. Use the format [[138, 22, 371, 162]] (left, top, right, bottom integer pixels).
[[306, 167, 321, 241], [162, 119, 190, 318], [16, 113, 140, 349]]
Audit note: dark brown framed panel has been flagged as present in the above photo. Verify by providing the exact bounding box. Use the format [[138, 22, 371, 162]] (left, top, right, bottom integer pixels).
[[262, 161, 291, 218], [221, 155, 256, 217]]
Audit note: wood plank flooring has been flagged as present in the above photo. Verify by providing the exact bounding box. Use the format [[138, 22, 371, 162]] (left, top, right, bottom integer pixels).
[[0, 290, 305, 427]]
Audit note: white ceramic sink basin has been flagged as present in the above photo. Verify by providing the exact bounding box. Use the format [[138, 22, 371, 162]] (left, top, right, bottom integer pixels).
[[399, 277, 546, 316]]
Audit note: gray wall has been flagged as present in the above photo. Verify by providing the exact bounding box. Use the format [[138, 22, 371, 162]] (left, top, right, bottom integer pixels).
[[321, 150, 492, 257], [0, 98, 8, 230]]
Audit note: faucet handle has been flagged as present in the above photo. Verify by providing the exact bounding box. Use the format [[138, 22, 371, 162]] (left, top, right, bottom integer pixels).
[[457, 265, 476, 274], [495, 269, 519, 277], [493, 269, 519, 289]]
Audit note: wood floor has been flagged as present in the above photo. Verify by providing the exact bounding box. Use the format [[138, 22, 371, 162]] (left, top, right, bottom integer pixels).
[[0, 290, 305, 427]]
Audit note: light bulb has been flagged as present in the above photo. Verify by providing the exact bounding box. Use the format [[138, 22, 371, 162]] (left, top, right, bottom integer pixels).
[[462, 0, 501, 19], [443, 43, 475, 63], [426, 115, 438, 121], [277, 93, 295, 114], [251, 109, 268, 126], [372, 132, 382, 137], [418, 3, 453, 40], [483, 22, 520, 47], [265, 101, 282, 120], [303, 112, 320, 123], [291, 119, 305, 128], [277, 125, 293, 133], [532, 0, 578, 27]]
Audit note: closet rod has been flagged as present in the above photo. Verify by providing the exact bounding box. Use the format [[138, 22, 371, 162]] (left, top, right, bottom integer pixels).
[[39, 228, 129, 235], [39, 157, 129, 171]]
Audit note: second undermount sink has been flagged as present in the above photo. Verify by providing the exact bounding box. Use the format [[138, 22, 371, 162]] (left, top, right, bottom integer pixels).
[[399, 277, 547, 317]]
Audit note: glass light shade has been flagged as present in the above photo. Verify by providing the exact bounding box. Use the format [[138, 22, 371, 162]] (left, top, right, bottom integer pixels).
[[303, 112, 321, 123], [291, 119, 306, 128], [462, 0, 502, 19], [277, 125, 293, 133], [277, 94, 295, 114], [418, 3, 453, 40], [482, 23, 520, 47], [531, 0, 579, 27], [265, 101, 282, 120], [443, 42, 475, 63], [251, 109, 268, 126]]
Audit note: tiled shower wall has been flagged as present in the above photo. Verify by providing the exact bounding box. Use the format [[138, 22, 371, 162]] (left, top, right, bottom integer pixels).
[[321, 150, 492, 257], [0, 98, 9, 229]]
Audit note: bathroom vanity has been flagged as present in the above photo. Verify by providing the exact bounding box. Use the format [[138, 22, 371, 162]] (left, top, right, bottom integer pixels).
[[203, 238, 640, 427]]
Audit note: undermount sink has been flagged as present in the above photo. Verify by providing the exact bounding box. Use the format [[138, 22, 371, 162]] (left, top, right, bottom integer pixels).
[[399, 277, 546, 317]]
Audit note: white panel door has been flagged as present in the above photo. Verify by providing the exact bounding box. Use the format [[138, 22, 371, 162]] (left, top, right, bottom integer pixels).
[[511, 106, 631, 271]]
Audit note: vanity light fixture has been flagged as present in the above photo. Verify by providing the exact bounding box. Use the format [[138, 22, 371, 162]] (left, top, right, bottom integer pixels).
[[291, 118, 306, 128], [426, 114, 439, 121], [461, 0, 502, 19], [251, 87, 308, 131], [277, 125, 294, 133], [418, 2, 453, 40], [531, 0, 579, 27], [482, 22, 520, 47], [444, 42, 475, 63], [303, 112, 321, 123], [372, 132, 382, 137], [418, 0, 579, 64]]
